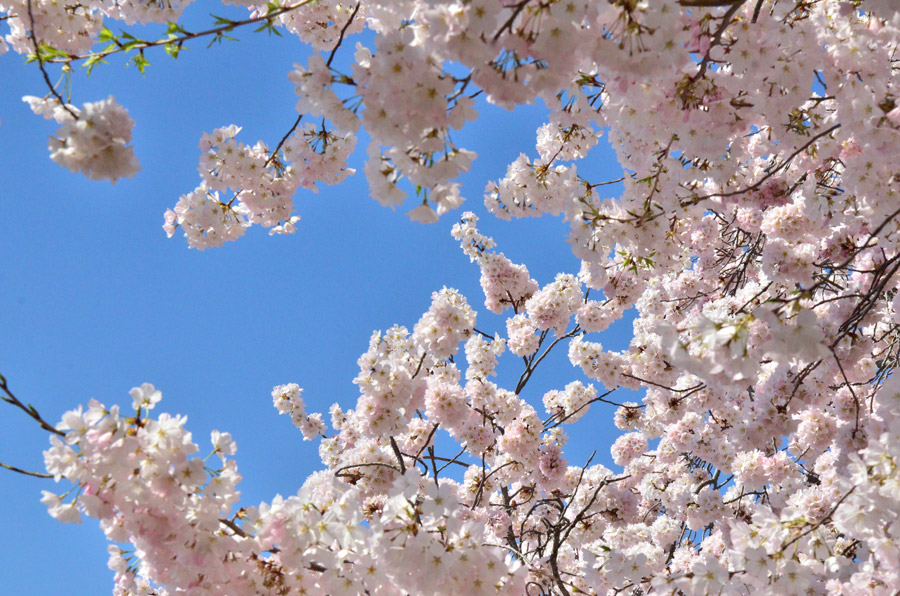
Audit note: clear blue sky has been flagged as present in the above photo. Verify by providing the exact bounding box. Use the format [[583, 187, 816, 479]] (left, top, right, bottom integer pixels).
[[0, 5, 632, 593]]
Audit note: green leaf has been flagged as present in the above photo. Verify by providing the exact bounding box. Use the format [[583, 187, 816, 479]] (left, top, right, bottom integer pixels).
[[164, 21, 189, 36], [121, 39, 144, 52], [35, 43, 69, 61], [132, 54, 150, 75], [211, 14, 237, 28], [255, 20, 283, 36], [83, 53, 109, 76], [164, 42, 183, 59], [207, 32, 238, 48], [98, 26, 116, 43]]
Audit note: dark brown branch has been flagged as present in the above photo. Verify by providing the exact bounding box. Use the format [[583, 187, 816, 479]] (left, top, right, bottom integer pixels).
[[219, 517, 250, 538], [46, 0, 315, 65], [0, 460, 54, 479], [333, 461, 402, 478], [389, 436, 406, 474], [0, 375, 65, 437], [263, 114, 302, 168], [493, 1, 531, 43], [751, 0, 765, 23], [263, 2, 360, 168], [780, 487, 856, 551], [685, 124, 841, 205], [325, 3, 360, 69], [542, 389, 622, 430], [25, 0, 78, 119], [515, 327, 581, 394], [678, 0, 743, 5], [686, 1, 745, 84]]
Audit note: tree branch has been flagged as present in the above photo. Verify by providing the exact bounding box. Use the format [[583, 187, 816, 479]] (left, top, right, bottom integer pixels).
[[0, 460, 53, 479], [46, 0, 315, 65], [25, 0, 78, 119], [0, 375, 65, 438]]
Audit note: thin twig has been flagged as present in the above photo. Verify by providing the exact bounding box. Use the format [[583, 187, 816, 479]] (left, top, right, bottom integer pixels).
[[389, 436, 406, 474], [263, 114, 302, 168], [678, 0, 743, 5], [325, 3, 360, 69], [263, 2, 360, 167], [685, 124, 841, 204], [47, 0, 315, 65], [25, 0, 78, 119], [0, 375, 65, 437], [0, 461, 54, 479]]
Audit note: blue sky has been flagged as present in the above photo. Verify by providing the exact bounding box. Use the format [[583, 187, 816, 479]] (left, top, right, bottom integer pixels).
[[0, 5, 632, 593]]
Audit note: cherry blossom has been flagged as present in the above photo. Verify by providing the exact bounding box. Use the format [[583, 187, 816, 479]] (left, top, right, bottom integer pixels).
[[4, 0, 900, 594]]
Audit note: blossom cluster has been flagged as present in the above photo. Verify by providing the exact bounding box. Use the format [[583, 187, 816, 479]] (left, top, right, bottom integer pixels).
[[23, 95, 139, 182], [164, 123, 355, 249], [38, 200, 900, 593], [6, 0, 900, 594]]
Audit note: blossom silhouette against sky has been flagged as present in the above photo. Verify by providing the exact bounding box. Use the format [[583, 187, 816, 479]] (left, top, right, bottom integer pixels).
[[0, 6, 627, 593]]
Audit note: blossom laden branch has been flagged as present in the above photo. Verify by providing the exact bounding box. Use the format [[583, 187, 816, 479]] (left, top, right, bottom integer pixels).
[[262, 1, 360, 170], [8, 1, 900, 594], [686, 123, 842, 205], [41, 0, 316, 68]]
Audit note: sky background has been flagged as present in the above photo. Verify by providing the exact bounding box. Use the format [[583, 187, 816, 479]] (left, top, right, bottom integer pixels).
[[0, 4, 632, 593]]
